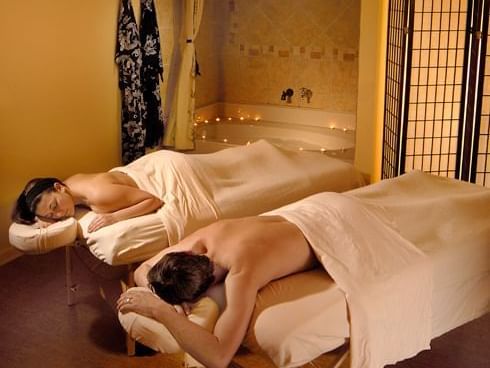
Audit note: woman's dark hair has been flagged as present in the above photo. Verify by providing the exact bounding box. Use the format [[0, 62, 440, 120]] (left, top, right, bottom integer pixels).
[[147, 251, 215, 305], [11, 178, 63, 224]]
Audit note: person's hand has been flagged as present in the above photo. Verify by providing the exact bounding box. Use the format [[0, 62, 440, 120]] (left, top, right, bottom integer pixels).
[[117, 290, 172, 318], [88, 213, 117, 233]]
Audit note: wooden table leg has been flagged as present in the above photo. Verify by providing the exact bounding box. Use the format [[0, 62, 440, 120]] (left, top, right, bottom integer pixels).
[[126, 263, 136, 356], [65, 246, 75, 306]]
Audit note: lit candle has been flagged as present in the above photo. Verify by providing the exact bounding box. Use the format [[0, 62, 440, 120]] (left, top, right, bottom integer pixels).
[[216, 117, 221, 122], [204, 120, 209, 123], [240, 117, 245, 121], [223, 138, 228, 143], [201, 135, 206, 139], [227, 117, 232, 121]]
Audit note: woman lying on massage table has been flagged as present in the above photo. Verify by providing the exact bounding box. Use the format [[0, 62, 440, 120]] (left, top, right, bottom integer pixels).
[[9, 141, 364, 262], [12, 174, 163, 233]]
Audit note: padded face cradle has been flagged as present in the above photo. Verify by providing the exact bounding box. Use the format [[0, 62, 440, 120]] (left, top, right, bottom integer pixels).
[[119, 287, 220, 368], [8, 218, 78, 254]]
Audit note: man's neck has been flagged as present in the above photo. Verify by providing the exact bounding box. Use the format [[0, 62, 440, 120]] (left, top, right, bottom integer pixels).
[[212, 263, 228, 283]]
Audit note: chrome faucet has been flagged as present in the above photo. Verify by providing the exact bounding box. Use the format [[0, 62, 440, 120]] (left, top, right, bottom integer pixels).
[[281, 88, 294, 104], [300, 87, 313, 103]]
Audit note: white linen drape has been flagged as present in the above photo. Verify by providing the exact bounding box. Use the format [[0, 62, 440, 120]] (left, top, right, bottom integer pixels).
[[163, 0, 204, 150]]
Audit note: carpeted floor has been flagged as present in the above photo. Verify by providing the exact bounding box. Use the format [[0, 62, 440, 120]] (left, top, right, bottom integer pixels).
[[0, 246, 488, 368]]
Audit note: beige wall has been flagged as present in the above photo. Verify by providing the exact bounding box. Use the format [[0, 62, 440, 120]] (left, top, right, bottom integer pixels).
[[0, 0, 174, 261], [194, 0, 226, 107], [196, 0, 360, 113], [355, 0, 388, 182]]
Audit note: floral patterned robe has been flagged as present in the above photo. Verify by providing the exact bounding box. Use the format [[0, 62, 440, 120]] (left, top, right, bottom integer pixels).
[[115, 0, 164, 164]]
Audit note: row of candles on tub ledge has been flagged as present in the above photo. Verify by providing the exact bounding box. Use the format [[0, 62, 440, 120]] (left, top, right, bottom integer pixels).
[[194, 116, 259, 124], [193, 116, 353, 156], [193, 116, 355, 133]]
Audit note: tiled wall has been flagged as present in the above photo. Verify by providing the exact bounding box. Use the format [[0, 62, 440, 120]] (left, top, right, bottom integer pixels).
[[195, 0, 360, 113]]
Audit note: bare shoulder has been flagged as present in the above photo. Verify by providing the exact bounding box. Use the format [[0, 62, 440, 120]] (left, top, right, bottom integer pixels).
[[65, 173, 94, 185], [93, 171, 138, 187], [64, 173, 99, 195]]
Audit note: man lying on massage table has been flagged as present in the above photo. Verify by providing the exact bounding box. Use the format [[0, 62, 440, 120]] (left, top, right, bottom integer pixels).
[[118, 215, 318, 368], [117, 192, 432, 368]]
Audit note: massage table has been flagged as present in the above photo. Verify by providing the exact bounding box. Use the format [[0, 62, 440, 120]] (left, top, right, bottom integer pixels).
[[118, 170, 489, 367]]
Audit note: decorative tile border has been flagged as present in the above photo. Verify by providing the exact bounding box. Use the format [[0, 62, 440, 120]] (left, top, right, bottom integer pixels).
[[238, 43, 357, 62]]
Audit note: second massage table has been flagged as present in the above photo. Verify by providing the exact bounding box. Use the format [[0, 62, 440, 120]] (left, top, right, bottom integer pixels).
[[119, 170, 490, 367]]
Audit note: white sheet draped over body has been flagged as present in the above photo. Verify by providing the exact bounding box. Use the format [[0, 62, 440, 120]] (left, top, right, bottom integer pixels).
[[109, 139, 364, 246], [263, 193, 433, 368]]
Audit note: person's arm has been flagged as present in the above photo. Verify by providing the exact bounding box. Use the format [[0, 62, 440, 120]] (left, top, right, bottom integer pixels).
[[118, 273, 257, 368], [87, 184, 163, 232]]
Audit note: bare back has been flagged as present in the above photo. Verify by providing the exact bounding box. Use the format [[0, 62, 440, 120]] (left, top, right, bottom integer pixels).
[[185, 216, 317, 289], [172, 216, 318, 366], [66, 172, 138, 192]]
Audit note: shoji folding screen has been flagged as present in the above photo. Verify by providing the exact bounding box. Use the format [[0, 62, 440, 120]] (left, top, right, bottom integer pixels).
[[383, 0, 490, 187]]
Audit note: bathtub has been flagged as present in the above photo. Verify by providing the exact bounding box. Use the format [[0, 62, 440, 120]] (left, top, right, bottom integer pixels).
[[192, 103, 356, 161]]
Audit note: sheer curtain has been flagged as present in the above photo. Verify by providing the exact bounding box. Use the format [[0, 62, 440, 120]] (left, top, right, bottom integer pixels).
[[163, 0, 204, 150]]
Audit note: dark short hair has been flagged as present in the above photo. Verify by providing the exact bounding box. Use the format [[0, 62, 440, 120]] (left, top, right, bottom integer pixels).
[[147, 252, 215, 305], [11, 178, 63, 225]]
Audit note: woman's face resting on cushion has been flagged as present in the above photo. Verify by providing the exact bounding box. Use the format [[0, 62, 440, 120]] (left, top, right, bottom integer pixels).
[[12, 178, 75, 225], [12, 174, 164, 232]]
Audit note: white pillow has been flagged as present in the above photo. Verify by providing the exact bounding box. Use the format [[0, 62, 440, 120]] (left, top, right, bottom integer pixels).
[[77, 210, 168, 265]]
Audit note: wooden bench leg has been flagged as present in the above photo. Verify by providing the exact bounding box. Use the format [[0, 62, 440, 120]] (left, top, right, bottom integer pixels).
[[126, 264, 136, 356]]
